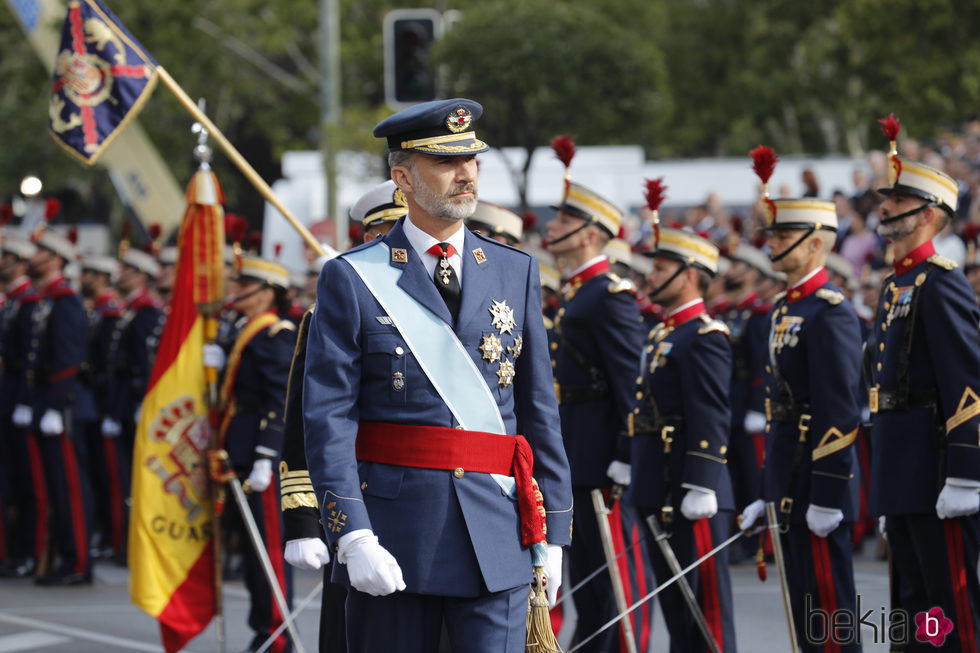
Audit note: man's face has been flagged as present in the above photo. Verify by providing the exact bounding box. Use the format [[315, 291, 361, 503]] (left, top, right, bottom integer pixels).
[[646, 256, 685, 305], [117, 264, 143, 294], [364, 221, 395, 242], [723, 261, 749, 292], [404, 154, 478, 221], [877, 193, 930, 241], [28, 248, 58, 279], [545, 211, 589, 255], [80, 269, 103, 298], [765, 229, 810, 274], [0, 253, 16, 283]]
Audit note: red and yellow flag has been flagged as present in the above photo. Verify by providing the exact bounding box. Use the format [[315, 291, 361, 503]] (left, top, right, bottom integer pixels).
[[129, 168, 225, 652]]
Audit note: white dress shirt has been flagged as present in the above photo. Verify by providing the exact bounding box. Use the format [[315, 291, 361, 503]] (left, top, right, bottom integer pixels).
[[402, 215, 465, 285]]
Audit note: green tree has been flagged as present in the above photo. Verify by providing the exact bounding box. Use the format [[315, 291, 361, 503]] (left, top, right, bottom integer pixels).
[[432, 0, 671, 210]]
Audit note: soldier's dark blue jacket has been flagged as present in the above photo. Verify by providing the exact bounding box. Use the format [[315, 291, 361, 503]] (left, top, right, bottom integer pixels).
[[25, 275, 88, 421], [0, 279, 38, 415], [868, 241, 980, 515], [762, 268, 862, 523], [554, 258, 645, 487], [222, 312, 296, 470], [303, 219, 573, 597], [84, 291, 121, 417], [626, 300, 735, 511], [106, 289, 164, 425]]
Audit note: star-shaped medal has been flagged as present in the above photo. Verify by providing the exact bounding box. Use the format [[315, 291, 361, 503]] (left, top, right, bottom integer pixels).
[[508, 336, 523, 359], [480, 334, 504, 363], [497, 359, 516, 387], [489, 299, 516, 334]]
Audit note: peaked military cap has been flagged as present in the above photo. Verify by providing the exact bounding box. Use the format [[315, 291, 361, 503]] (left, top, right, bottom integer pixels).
[[373, 98, 489, 156], [551, 181, 623, 238], [0, 232, 37, 260], [467, 201, 523, 244], [645, 226, 720, 275], [237, 256, 289, 290], [763, 198, 838, 232], [121, 248, 161, 279], [34, 229, 77, 261], [877, 158, 958, 217], [80, 255, 119, 277], [351, 180, 408, 228]]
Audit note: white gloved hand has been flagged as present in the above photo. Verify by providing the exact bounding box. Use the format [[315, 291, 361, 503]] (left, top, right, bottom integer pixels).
[[202, 344, 227, 370], [39, 409, 63, 436], [806, 504, 844, 538], [337, 529, 406, 596], [680, 487, 718, 520], [936, 478, 980, 519], [284, 537, 330, 571], [11, 404, 32, 428], [246, 458, 273, 492], [542, 544, 563, 608], [743, 410, 767, 434], [606, 460, 631, 486], [739, 499, 765, 532], [878, 516, 887, 539], [101, 417, 122, 438]]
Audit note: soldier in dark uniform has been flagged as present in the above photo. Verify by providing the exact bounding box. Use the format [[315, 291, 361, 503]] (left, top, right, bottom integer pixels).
[[868, 156, 979, 651], [467, 200, 524, 247], [627, 226, 738, 652], [213, 255, 296, 653], [26, 230, 94, 585], [304, 99, 572, 653], [78, 255, 124, 557], [0, 234, 45, 578], [739, 197, 863, 652], [545, 180, 650, 653], [278, 181, 407, 652]]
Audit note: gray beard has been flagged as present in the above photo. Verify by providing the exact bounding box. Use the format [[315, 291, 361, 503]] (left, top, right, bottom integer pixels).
[[876, 213, 918, 240], [413, 174, 477, 222]]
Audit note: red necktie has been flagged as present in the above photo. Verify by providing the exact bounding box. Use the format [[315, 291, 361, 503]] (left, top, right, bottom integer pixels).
[[427, 242, 460, 320]]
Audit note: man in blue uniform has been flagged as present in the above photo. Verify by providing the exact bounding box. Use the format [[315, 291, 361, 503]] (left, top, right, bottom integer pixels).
[[26, 229, 94, 586], [627, 226, 737, 652], [739, 197, 863, 652], [214, 255, 297, 653], [0, 234, 45, 578], [279, 182, 406, 653], [868, 156, 979, 651], [545, 180, 649, 653], [303, 98, 572, 653]]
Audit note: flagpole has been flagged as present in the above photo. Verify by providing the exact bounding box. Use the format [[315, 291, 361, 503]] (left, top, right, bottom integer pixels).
[[155, 67, 327, 258]]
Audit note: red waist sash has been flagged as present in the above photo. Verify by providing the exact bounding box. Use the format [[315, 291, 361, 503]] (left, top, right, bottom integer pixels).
[[356, 421, 547, 546]]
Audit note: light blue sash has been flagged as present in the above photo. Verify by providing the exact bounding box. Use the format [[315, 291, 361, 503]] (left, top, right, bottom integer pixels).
[[344, 242, 506, 436]]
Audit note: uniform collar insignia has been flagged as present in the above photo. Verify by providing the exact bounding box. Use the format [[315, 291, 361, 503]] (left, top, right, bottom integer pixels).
[[892, 240, 935, 276], [472, 247, 487, 264], [786, 267, 829, 303], [664, 299, 706, 327], [391, 247, 408, 263]]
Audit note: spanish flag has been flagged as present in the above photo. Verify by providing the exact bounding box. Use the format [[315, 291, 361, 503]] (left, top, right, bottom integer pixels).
[[129, 168, 225, 652]]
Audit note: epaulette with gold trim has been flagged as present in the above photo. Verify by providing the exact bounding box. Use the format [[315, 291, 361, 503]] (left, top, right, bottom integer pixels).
[[269, 319, 297, 337], [927, 253, 957, 270], [607, 273, 636, 295], [697, 314, 730, 337], [772, 291, 787, 304], [815, 288, 844, 305]]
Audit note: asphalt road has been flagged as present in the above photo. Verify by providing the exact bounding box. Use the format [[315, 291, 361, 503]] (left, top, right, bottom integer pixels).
[[0, 547, 897, 652]]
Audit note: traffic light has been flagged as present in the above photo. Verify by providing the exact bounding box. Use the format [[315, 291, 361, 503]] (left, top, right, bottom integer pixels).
[[384, 9, 442, 108]]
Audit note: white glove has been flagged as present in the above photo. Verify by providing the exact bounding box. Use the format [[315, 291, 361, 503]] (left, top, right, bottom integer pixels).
[[878, 516, 887, 539], [542, 544, 563, 608], [39, 409, 63, 436], [11, 404, 32, 427], [936, 478, 980, 519], [101, 417, 122, 438], [743, 410, 767, 434], [337, 529, 406, 596], [606, 460, 631, 486], [284, 537, 330, 571], [680, 487, 718, 520], [739, 499, 765, 532], [246, 458, 273, 492], [806, 504, 844, 538], [203, 344, 227, 370]]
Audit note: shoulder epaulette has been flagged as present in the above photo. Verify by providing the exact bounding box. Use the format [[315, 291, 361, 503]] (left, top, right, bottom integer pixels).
[[815, 288, 844, 305], [542, 315, 554, 330], [607, 273, 636, 295], [49, 285, 76, 299], [927, 253, 957, 270], [697, 314, 730, 337], [772, 291, 787, 303], [270, 319, 297, 336]]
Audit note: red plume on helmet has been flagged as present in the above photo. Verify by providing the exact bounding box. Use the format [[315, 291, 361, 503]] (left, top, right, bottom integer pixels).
[[551, 135, 576, 199], [273, 242, 283, 259], [67, 226, 78, 245], [644, 177, 667, 248], [0, 204, 12, 226], [224, 214, 247, 246], [147, 222, 163, 255], [44, 197, 62, 220], [522, 211, 537, 231], [246, 231, 262, 254], [750, 145, 778, 224], [878, 113, 902, 184]]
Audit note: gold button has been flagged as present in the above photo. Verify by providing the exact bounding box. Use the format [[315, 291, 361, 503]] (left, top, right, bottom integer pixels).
[[765, 365, 772, 373], [394, 346, 404, 355], [455, 425, 464, 430], [879, 343, 885, 351], [635, 376, 643, 385], [551, 360, 556, 368], [765, 387, 771, 394], [781, 306, 788, 314], [881, 324, 887, 332], [700, 440, 709, 449], [884, 302, 891, 310], [558, 308, 565, 316], [876, 363, 882, 371], [633, 407, 640, 414], [453, 468, 465, 478], [360, 482, 367, 490], [635, 391, 643, 400], [720, 446, 728, 455], [765, 425, 771, 433], [550, 342, 557, 351], [647, 345, 654, 353]]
